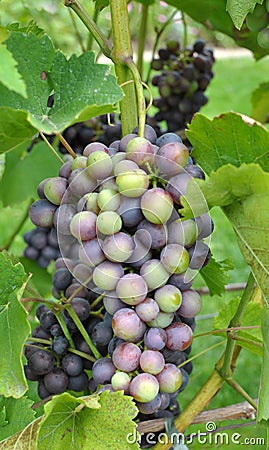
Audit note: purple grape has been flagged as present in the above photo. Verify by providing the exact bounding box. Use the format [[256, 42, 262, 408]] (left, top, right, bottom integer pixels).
[[92, 357, 116, 384], [140, 350, 165, 375], [156, 364, 182, 394], [144, 327, 167, 350], [112, 342, 141, 372], [44, 368, 69, 394], [165, 322, 193, 351], [116, 273, 148, 306], [135, 298, 160, 322], [112, 308, 146, 342]]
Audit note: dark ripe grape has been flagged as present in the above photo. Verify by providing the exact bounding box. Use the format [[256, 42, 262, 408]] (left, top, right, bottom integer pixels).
[[103, 292, 125, 315], [135, 298, 159, 322], [98, 384, 114, 393], [68, 169, 96, 198], [59, 161, 72, 179], [159, 392, 171, 410], [24, 364, 42, 381], [156, 133, 182, 148], [108, 336, 125, 356], [38, 379, 51, 399], [112, 308, 146, 342], [41, 246, 58, 260], [180, 315, 196, 331], [178, 289, 202, 318], [28, 349, 56, 375], [169, 398, 181, 416], [132, 125, 157, 144], [85, 316, 102, 335], [182, 64, 195, 81], [195, 213, 214, 238], [192, 90, 208, 106], [188, 241, 211, 269], [23, 246, 39, 260], [116, 273, 148, 306], [73, 263, 93, 285], [144, 327, 167, 350], [137, 393, 162, 415], [44, 176, 68, 205], [52, 268, 73, 291], [111, 371, 130, 393], [24, 343, 41, 360], [137, 219, 167, 250], [161, 348, 186, 365], [183, 360, 193, 375], [36, 303, 49, 320], [51, 336, 69, 356], [88, 378, 98, 393], [29, 229, 48, 249], [112, 342, 141, 372], [151, 58, 163, 70], [37, 178, 52, 199], [70, 297, 90, 322], [140, 350, 165, 375], [177, 368, 189, 393], [156, 363, 182, 394], [37, 255, 50, 268], [73, 335, 92, 356], [86, 151, 113, 180], [198, 73, 211, 90], [65, 282, 88, 300], [32, 326, 51, 340], [166, 172, 191, 205], [104, 311, 113, 326], [50, 323, 63, 337], [158, 47, 170, 59], [68, 372, 89, 392], [63, 315, 78, 334], [165, 322, 193, 351], [92, 357, 116, 384], [44, 368, 69, 394], [169, 270, 194, 291], [129, 373, 159, 403], [193, 39, 206, 53], [29, 199, 57, 228], [119, 133, 137, 152], [39, 310, 57, 330], [184, 163, 205, 179], [47, 228, 59, 248], [91, 322, 113, 346], [54, 204, 76, 235], [117, 196, 143, 228]]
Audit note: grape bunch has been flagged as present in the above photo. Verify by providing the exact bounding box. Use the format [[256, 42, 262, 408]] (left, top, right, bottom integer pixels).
[[58, 115, 122, 155], [149, 39, 215, 133], [25, 125, 213, 427], [23, 226, 60, 268]]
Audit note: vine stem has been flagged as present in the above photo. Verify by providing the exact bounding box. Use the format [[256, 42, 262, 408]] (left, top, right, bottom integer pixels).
[[39, 132, 65, 164], [68, 8, 86, 53], [64, 304, 101, 359], [137, 4, 148, 78], [64, 0, 112, 58], [193, 325, 261, 339], [0, 198, 32, 251], [219, 272, 256, 379], [125, 59, 146, 137], [55, 132, 77, 159], [225, 378, 257, 409], [181, 11, 188, 50]]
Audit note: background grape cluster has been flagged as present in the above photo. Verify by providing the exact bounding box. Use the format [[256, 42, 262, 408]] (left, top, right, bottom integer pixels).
[[24, 124, 213, 437], [149, 39, 215, 134]]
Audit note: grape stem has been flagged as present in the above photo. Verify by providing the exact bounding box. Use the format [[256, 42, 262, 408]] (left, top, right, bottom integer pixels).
[[193, 324, 261, 339], [64, 304, 101, 359], [54, 310, 76, 349], [55, 132, 77, 159], [181, 11, 188, 50], [90, 292, 105, 310], [177, 340, 225, 369], [64, 0, 112, 58], [137, 3, 149, 78], [39, 131, 65, 164], [125, 58, 146, 137]]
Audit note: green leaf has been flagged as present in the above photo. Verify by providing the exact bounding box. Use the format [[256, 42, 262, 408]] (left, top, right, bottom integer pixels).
[[0, 397, 35, 441], [0, 141, 61, 206], [0, 253, 30, 398], [186, 112, 269, 175], [166, 0, 269, 59], [251, 82, 269, 123], [0, 107, 36, 154], [181, 164, 269, 302], [37, 391, 139, 449], [258, 308, 269, 421], [226, 0, 263, 29], [0, 418, 39, 450], [199, 257, 232, 296], [0, 45, 26, 97], [0, 201, 30, 251], [94, 0, 109, 10], [214, 287, 263, 355], [20, 257, 53, 298], [0, 32, 123, 134], [6, 21, 44, 37]]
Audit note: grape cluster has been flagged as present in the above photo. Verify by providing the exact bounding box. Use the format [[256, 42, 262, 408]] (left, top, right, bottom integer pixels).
[[25, 125, 213, 426], [23, 226, 60, 268], [149, 39, 215, 133], [58, 115, 122, 155]]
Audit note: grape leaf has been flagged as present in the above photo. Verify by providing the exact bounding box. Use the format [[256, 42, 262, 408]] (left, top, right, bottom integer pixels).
[[166, 0, 269, 59], [226, 0, 263, 29], [0, 141, 61, 206], [199, 257, 232, 296], [20, 257, 53, 298], [214, 287, 263, 355], [0, 201, 30, 251], [181, 163, 269, 302], [251, 82, 269, 123], [186, 112, 269, 175], [258, 308, 269, 421], [0, 397, 35, 441], [0, 107, 36, 154], [37, 391, 139, 449], [0, 45, 26, 97], [0, 417, 39, 450], [6, 21, 44, 37], [0, 253, 30, 398], [94, 0, 109, 10], [0, 32, 123, 134]]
